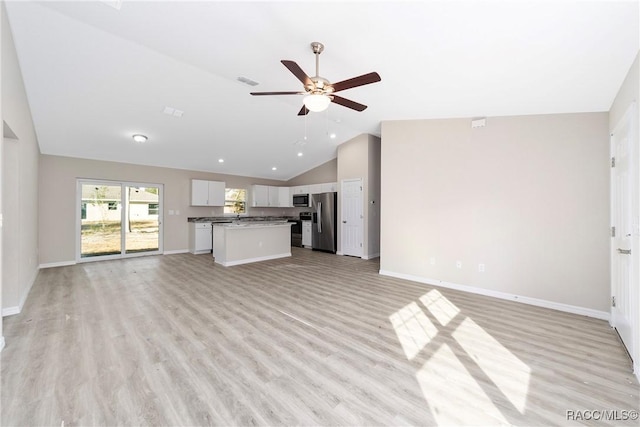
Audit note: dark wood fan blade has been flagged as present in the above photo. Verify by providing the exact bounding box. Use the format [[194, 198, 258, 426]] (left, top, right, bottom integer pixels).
[[281, 60, 312, 87], [331, 72, 381, 93], [297, 105, 310, 116], [331, 95, 367, 112], [250, 91, 302, 96]]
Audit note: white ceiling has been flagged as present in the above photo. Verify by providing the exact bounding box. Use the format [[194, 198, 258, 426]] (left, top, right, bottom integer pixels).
[[5, 0, 639, 180]]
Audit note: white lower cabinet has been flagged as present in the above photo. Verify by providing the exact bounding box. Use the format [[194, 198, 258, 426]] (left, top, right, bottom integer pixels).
[[189, 222, 212, 254], [302, 221, 312, 247]]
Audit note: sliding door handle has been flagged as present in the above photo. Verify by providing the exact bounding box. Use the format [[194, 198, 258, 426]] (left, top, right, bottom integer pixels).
[[617, 248, 632, 255]]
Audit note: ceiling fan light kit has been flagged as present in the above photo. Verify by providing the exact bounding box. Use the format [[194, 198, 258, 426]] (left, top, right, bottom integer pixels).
[[250, 42, 381, 116], [303, 93, 331, 112]]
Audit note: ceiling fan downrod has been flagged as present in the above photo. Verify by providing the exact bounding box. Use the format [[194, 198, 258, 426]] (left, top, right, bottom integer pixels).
[[310, 42, 330, 92], [311, 42, 324, 77]]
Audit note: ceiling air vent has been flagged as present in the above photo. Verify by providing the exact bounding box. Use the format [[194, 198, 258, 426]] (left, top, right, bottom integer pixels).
[[101, 0, 123, 10], [237, 76, 259, 87]]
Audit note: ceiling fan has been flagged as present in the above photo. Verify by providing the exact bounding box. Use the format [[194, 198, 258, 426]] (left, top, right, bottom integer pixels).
[[250, 42, 381, 116]]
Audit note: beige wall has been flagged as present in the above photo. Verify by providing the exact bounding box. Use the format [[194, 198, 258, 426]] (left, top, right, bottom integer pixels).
[[380, 113, 610, 312], [2, 4, 40, 315], [39, 155, 293, 265], [286, 158, 337, 187], [336, 134, 381, 258]]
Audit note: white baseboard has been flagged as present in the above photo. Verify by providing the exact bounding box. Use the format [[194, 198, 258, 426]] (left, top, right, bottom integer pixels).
[[187, 250, 211, 255], [3, 265, 40, 317], [39, 260, 75, 269], [363, 252, 380, 260], [336, 251, 344, 256], [216, 252, 291, 267], [0, 336, 5, 352], [379, 269, 610, 321], [2, 306, 19, 317], [163, 249, 190, 255]]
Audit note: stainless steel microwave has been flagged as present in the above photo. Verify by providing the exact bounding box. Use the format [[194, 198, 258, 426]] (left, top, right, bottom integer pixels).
[[292, 193, 309, 207]]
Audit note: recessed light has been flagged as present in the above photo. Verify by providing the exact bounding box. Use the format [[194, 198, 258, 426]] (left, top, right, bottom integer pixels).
[[329, 133, 336, 139], [218, 158, 224, 163], [297, 152, 303, 157], [132, 134, 148, 143], [272, 167, 277, 171]]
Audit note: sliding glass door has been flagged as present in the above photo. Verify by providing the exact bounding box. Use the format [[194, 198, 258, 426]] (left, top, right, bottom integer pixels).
[[78, 180, 163, 260]]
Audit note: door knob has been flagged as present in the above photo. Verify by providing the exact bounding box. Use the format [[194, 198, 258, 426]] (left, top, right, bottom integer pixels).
[[342, 221, 347, 223]]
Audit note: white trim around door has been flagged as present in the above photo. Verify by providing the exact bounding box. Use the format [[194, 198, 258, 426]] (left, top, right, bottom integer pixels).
[[76, 179, 164, 262]]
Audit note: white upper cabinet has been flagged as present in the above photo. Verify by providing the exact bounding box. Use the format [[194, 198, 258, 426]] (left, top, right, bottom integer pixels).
[[291, 186, 309, 195], [278, 187, 291, 207], [253, 185, 293, 207], [309, 184, 323, 195], [268, 186, 280, 207], [191, 179, 225, 206], [321, 182, 337, 192], [252, 184, 270, 207]]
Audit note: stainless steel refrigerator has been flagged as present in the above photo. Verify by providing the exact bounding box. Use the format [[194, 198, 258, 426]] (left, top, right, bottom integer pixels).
[[311, 192, 337, 253]]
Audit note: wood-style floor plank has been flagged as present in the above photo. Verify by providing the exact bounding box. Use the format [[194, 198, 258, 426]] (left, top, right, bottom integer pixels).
[[1, 249, 638, 426]]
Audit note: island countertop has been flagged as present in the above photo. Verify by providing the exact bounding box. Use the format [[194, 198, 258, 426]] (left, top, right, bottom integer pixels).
[[212, 221, 291, 229], [212, 221, 292, 266], [188, 216, 296, 223]]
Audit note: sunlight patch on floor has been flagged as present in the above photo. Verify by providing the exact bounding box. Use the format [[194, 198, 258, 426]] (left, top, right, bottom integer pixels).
[[420, 289, 460, 326], [390, 290, 533, 425], [389, 302, 438, 360], [452, 317, 531, 413], [416, 343, 509, 426]]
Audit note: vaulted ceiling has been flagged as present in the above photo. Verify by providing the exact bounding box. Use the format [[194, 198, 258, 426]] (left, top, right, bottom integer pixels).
[[6, 1, 639, 180]]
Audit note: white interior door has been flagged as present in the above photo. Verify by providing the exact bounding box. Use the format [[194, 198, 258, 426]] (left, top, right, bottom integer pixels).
[[611, 104, 637, 366], [341, 178, 363, 257]]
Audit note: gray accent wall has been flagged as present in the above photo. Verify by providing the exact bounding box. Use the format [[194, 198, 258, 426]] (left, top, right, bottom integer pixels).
[[337, 133, 381, 258], [286, 158, 337, 187], [380, 112, 610, 312]]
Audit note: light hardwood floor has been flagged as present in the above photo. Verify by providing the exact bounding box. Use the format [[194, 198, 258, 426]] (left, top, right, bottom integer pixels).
[[1, 249, 638, 426]]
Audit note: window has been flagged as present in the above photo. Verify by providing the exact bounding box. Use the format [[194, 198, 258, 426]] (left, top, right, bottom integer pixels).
[[148, 203, 159, 215], [108, 202, 118, 210], [224, 188, 247, 214]]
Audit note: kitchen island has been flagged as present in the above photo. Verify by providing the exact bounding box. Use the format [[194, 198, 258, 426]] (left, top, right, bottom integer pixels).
[[212, 221, 292, 266]]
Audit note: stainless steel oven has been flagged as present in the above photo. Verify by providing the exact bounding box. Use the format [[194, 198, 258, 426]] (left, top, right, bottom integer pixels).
[[289, 219, 302, 247]]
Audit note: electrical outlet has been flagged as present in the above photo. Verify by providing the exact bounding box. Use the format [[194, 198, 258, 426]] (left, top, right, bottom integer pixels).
[[456, 261, 462, 269], [430, 257, 436, 265], [478, 263, 485, 272], [175, 210, 180, 215], [168, 210, 175, 215]]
